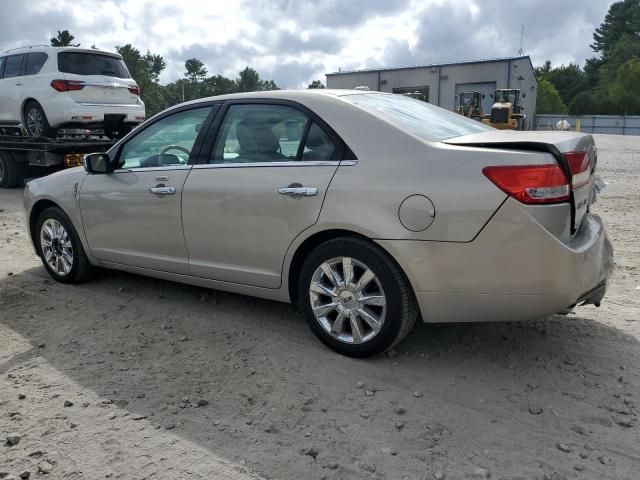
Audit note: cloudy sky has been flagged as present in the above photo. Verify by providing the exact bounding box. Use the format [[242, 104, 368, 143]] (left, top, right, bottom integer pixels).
[[0, 0, 613, 88]]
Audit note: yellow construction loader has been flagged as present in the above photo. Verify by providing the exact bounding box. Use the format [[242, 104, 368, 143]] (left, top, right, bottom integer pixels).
[[456, 91, 484, 121], [482, 89, 526, 130]]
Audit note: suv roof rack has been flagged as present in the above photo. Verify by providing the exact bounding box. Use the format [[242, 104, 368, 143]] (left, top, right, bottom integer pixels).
[[3, 45, 50, 54]]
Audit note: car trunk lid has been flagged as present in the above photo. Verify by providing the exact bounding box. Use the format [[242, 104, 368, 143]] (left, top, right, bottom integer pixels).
[[444, 130, 597, 234]]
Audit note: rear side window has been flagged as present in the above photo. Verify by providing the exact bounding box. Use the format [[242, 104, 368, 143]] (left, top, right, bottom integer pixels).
[[0, 57, 5, 78], [302, 122, 335, 161], [3, 54, 24, 79], [25, 52, 48, 75], [58, 52, 130, 78]]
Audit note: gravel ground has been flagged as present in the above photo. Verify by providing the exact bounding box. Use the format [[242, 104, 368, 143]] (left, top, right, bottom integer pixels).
[[0, 134, 638, 480]]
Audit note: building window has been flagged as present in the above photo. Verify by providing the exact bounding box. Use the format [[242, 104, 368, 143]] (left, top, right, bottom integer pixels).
[[393, 86, 429, 102]]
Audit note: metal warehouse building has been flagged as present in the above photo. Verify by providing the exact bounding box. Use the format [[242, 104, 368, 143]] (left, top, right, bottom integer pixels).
[[326, 56, 538, 129]]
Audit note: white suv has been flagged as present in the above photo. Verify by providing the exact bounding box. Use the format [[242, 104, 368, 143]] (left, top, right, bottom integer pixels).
[[0, 46, 145, 138]]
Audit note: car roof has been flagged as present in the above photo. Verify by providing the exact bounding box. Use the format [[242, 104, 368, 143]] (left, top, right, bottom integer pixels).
[[178, 89, 387, 105], [1, 46, 122, 59]]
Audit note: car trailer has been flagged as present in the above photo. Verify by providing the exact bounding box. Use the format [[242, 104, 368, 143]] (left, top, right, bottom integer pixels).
[[0, 135, 114, 188]]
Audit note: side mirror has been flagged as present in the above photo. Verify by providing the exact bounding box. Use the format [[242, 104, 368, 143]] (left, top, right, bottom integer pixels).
[[522, 92, 526, 98], [490, 93, 494, 99], [84, 153, 111, 174], [482, 94, 486, 99]]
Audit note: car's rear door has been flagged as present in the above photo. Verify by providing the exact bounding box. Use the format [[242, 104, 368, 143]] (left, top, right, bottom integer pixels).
[[181, 101, 347, 288], [79, 104, 217, 273], [0, 54, 25, 123]]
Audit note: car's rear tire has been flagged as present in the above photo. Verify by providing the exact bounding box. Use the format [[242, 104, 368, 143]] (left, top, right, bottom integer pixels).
[[298, 237, 418, 357], [0, 151, 28, 188], [36, 207, 94, 283], [23, 101, 56, 138]]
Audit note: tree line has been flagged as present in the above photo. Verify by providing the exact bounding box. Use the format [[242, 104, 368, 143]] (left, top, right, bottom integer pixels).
[[48, 30, 325, 117], [535, 0, 640, 115]]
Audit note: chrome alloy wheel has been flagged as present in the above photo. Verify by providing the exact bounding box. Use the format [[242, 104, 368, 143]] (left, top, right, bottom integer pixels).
[[40, 219, 74, 276], [26, 107, 44, 137], [309, 257, 387, 344]]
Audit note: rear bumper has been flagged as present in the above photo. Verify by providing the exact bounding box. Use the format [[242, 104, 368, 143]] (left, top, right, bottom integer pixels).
[[376, 198, 614, 323], [44, 95, 145, 127]]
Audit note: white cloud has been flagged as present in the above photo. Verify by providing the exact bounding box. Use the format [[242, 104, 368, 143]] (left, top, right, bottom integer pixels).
[[0, 0, 613, 88]]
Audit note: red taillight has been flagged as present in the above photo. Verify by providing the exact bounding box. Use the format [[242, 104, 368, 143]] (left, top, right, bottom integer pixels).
[[483, 164, 570, 204], [128, 85, 140, 96], [565, 151, 591, 188], [51, 79, 85, 92]]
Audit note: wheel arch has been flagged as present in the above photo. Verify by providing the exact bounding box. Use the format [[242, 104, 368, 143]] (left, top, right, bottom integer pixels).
[[29, 199, 63, 254], [286, 228, 414, 305]]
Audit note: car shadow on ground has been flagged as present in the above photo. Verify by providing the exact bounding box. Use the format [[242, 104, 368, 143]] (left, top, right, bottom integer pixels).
[[1, 267, 638, 479]]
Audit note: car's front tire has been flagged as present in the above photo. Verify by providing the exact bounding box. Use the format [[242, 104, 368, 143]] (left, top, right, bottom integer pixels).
[[36, 207, 94, 283], [23, 101, 56, 138], [298, 237, 418, 357]]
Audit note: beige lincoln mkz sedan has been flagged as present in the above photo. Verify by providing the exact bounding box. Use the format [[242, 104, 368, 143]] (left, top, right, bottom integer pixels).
[[24, 90, 613, 357]]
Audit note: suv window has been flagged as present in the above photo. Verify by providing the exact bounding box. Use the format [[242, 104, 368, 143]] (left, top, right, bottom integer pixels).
[[211, 104, 335, 164], [58, 52, 130, 78], [118, 107, 212, 169], [25, 52, 48, 75], [3, 54, 24, 79], [0, 57, 5, 78]]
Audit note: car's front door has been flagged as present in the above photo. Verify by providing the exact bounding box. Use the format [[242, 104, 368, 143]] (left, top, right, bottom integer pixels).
[[182, 102, 346, 288], [80, 105, 216, 274]]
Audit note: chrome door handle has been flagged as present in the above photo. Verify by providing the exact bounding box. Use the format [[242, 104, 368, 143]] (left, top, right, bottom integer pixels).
[[278, 186, 318, 197], [149, 186, 176, 195]]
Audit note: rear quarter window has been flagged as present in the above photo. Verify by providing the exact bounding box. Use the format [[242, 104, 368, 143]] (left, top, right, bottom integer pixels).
[[342, 93, 493, 142], [25, 52, 48, 75], [57, 52, 130, 78]]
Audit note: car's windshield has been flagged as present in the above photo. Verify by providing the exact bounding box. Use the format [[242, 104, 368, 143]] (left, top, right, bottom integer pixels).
[[343, 93, 492, 141], [58, 52, 130, 78]]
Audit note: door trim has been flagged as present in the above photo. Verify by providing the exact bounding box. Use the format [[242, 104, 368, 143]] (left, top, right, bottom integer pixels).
[[191, 160, 357, 170]]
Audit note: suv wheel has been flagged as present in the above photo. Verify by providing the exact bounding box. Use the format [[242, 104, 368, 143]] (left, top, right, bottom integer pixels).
[[298, 237, 418, 357], [24, 101, 56, 138]]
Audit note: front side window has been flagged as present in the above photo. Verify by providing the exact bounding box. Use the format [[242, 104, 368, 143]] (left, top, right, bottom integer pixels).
[[3, 55, 24, 79], [211, 104, 335, 164], [25, 53, 48, 76], [58, 52, 130, 78], [0, 57, 6, 78], [343, 93, 492, 142], [118, 107, 212, 169]]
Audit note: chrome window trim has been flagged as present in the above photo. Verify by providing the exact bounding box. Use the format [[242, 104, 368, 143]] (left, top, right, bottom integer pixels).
[[192, 160, 357, 169], [113, 165, 192, 174]]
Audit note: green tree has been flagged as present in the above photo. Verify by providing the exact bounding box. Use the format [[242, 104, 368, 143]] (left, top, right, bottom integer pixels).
[[235, 67, 279, 92], [184, 58, 208, 83], [50, 30, 79, 47], [308, 80, 326, 89], [568, 91, 597, 115], [201, 74, 237, 96], [115, 44, 167, 116], [610, 57, 640, 114], [542, 63, 589, 106], [536, 79, 567, 114], [236, 67, 261, 92], [591, 0, 640, 61]]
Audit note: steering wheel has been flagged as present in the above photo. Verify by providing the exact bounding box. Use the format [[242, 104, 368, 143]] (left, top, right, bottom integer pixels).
[[160, 145, 191, 163]]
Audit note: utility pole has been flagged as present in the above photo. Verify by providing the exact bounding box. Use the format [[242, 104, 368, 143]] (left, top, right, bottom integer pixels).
[[518, 25, 525, 56]]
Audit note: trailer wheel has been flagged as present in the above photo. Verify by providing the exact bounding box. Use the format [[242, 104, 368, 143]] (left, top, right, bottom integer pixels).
[[0, 151, 28, 188]]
